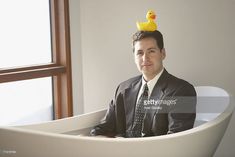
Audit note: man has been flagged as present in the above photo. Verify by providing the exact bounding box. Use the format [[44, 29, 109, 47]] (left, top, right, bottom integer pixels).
[[90, 30, 196, 138]]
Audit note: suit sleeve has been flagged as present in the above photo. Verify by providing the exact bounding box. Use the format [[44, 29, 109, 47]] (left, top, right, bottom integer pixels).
[[167, 84, 196, 134], [90, 85, 120, 137]]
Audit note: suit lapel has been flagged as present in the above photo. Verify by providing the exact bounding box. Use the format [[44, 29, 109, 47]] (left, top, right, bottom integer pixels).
[[150, 69, 169, 100], [124, 77, 142, 129]]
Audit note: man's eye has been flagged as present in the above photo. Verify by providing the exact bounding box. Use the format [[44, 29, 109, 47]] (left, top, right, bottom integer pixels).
[[136, 51, 143, 55]]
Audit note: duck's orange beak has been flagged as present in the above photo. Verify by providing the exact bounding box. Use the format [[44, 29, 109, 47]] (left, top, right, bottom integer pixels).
[[150, 15, 156, 19]]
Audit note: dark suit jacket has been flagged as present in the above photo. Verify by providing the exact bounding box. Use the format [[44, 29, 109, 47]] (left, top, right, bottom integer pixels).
[[90, 69, 196, 137]]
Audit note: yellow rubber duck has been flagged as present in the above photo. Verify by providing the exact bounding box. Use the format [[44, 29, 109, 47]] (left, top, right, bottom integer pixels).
[[136, 10, 157, 31]]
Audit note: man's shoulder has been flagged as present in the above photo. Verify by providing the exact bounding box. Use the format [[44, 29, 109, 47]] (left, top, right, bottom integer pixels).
[[165, 72, 195, 95], [118, 75, 142, 90], [167, 73, 192, 87]]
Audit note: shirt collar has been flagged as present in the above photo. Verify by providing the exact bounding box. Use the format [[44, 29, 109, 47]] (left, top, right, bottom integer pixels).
[[141, 68, 164, 96]]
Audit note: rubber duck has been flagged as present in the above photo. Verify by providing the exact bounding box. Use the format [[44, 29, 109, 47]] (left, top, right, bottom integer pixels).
[[136, 10, 157, 31]]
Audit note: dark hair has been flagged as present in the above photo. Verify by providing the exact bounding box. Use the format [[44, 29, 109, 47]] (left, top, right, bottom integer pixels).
[[132, 30, 164, 52]]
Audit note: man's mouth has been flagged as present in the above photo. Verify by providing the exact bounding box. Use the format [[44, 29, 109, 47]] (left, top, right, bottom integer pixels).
[[142, 63, 152, 67]]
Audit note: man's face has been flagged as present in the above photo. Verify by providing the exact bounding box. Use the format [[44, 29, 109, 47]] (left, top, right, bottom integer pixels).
[[134, 37, 166, 81]]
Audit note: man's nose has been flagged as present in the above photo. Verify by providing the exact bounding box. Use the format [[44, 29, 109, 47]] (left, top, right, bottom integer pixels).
[[143, 52, 150, 61]]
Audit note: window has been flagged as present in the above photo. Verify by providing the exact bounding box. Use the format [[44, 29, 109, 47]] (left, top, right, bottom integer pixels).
[[0, 0, 73, 125], [0, 77, 53, 125], [0, 0, 52, 68]]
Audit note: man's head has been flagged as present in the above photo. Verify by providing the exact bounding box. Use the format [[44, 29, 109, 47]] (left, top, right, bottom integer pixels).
[[132, 30, 166, 81]]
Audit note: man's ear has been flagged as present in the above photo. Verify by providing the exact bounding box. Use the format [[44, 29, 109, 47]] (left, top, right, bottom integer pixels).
[[161, 48, 166, 60]]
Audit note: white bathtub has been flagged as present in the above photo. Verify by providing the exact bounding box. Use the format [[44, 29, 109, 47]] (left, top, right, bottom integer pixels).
[[0, 86, 234, 157]]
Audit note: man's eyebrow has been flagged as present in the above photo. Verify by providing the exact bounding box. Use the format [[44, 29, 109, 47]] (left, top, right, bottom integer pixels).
[[135, 47, 157, 53], [147, 47, 157, 50], [136, 49, 144, 52]]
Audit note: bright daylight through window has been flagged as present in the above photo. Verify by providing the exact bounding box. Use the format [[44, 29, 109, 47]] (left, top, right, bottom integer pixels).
[[0, 0, 53, 125]]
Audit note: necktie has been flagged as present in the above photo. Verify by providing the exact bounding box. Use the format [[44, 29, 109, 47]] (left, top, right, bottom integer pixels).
[[131, 83, 149, 137]]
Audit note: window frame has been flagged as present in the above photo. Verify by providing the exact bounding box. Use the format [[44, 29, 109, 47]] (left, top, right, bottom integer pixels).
[[0, 0, 73, 119]]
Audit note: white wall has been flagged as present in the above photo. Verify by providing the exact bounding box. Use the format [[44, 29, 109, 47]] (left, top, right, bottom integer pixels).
[[69, 0, 235, 156], [69, 0, 84, 114]]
